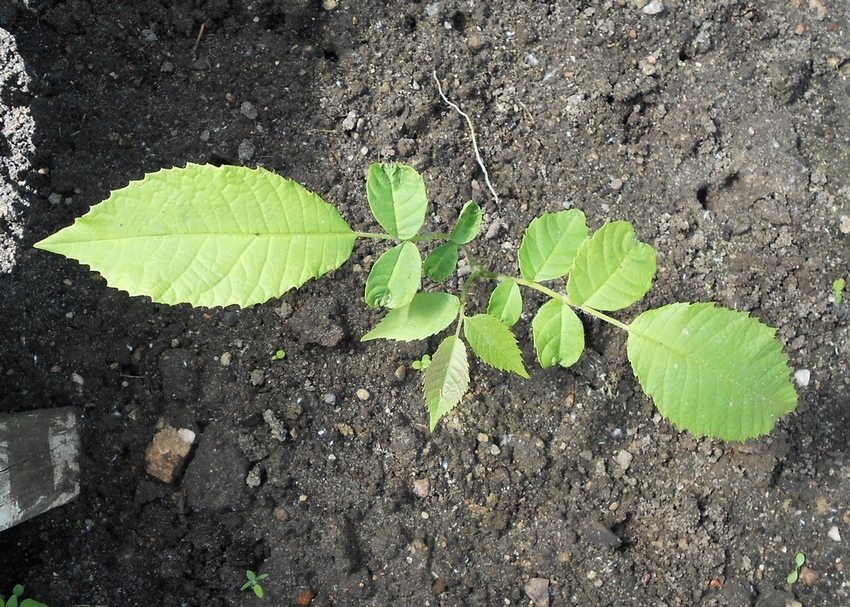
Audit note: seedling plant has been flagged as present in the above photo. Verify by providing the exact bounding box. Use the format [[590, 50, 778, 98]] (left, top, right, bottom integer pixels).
[[240, 570, 268, 599], [0, 585, 48, 607], [34, 81, 797, 442]]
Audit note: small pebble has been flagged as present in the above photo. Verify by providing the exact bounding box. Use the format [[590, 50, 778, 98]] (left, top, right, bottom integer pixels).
[[48, 192, 62, 205], [240, 101, 258, 119], [356, 388, 370, 401], [524, 577, 549, 607], [322, 393, 336, 405], [250, 369, 265, 386], [220, 351, 232, 366], [794, 369, 811, 387], [71, 372, 84, 385], [828, 525, 841, 542], [616, 449, 633, 471], [489, 444, 501, 456], [394, 365, 407, 381], [610, 178, 623, 191], [273, 505, 290, 521], [238, 139, 255, 162], [642, 0, 664, 15], [413, 477, 430, 498], [799, 566, 818, 586]]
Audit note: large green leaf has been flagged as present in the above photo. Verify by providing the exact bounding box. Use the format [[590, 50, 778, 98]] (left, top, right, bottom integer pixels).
[[627, 302, 797, 441], [423, 242, 459, 282], [451, 201, 482, 244], [518, 209, 588, 281], [366, 163, 427, 240], [567, 221, 656, 311], [425, 335, 470, 431], [364, 241, 421, 309], [361, 292, 460, 341], [34, 164, 356, 308], [532, 299, 585, 369], [463, 314, 529, 378], [487, 279, 523, 327]]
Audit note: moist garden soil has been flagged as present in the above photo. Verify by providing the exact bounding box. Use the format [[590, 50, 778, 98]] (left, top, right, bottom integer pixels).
[[1, 1, 849, 605]]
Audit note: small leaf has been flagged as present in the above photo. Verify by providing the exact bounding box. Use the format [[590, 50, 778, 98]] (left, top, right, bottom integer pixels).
[[253, 585, 264, 599], [362, 292, 460, 341], [627, 302, 797, 441], [518, 209, 588, 281], [787, 571, 799, 584], [567, 221, 656, 311], [464, 314, 529, 378], [451, 201, 482, 244], [424, 335, 469, 431], [487, 279, 523, 327], [364, 241, 421, 309], [795, 553, 806, 567], [34, 164, 357, 308], [424, 242, 459, 282], [366, 163, 427, 239], [532, 299, 585, 369]]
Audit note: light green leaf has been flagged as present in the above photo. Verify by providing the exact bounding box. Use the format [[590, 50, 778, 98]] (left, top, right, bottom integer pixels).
[[451, 201, 482, 244], [361, 292, 460, 341], [627, 302, 797, 441], [34, 164, 356, 308], [364, 241, 421, 309], [487, 279, 523, 327], [424, 242, 459, 282], [532, 299, 585, 369], [366, 163, 427, 239], [518, 209, 588, 281], [425, 335, 469, 431], [464, 314, 529, 378], [567, 221, 656, 311]]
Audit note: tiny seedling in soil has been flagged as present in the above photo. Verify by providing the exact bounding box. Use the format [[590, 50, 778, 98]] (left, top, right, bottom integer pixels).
[[271, 349, 286, 361], [787, 552, 806, 584], [240, 570, 268, 599], [0, 585, 48, 607], [411, 354, 432, 371], [35, 160, 797, 441], [832, 278, 845, 305]]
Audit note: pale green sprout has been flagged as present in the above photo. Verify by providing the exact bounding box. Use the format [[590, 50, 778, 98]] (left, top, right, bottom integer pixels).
[[411, 354, 431, 371], [271, 349, 286, 361], [0, 585, 48, 607], [786, 552, 806, 584], [832, 278, 845, 305], [35, 162, 797, 440], [241, 570, 268, 599]]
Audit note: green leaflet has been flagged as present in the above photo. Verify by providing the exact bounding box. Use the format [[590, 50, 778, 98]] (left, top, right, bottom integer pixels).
[[425, 335, 470, 431], [567, 221, 656, 311], [487, 279, 522, 327], [463, 314, 529, 378], [627, 302, 797, 441], [366, 163, 427, 240], [424, 242, 459, 282], [532, 299, 585, 369], [364, 241, 422, 309], [451, 201, 482, 244], [34, 164, 356, 308], [361, 292, 460, 341], [518, 209, 588, 282]]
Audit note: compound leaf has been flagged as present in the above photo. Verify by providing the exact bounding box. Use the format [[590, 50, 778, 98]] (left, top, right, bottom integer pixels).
[[487, 279, 522, 327], [451, 201, 482, 244], [425, 335, 469, 431], [567, 221, 656, 311], [424, 242, 459, 282], [361, 292, 460, 341], [34, 164, 356, 308], [532, 299, 585, 369], [627, 302, 797, 441], [464, 314, 529, 378], [366, 163, 427, 239], [519, 209, 588, 281], [364, 241, 421, 309]]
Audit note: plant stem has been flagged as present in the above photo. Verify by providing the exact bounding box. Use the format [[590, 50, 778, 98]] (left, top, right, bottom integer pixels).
[[355, 232, 453, 241]]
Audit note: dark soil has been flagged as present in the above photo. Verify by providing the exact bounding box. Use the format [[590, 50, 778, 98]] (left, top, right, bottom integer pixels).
[[2, 1, 849, 606]]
